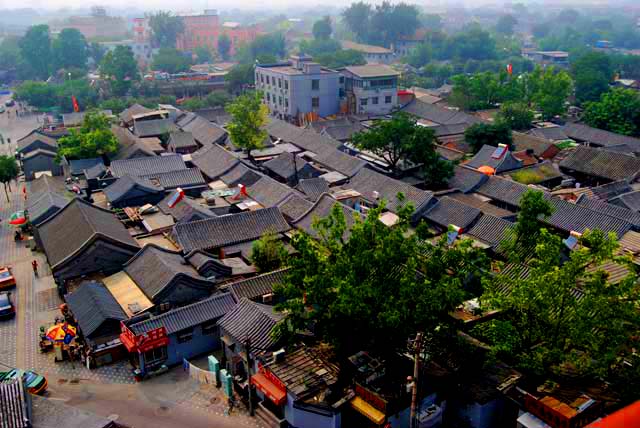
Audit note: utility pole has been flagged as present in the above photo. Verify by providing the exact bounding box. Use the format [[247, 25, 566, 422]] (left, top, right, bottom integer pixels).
[[245, 336, 254, 417], [292, 153, 300, 187], [409, 331, 423, 428]]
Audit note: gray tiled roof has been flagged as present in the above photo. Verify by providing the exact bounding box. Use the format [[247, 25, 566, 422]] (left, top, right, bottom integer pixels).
[[37, 198, 139, 268], [447, 165, 488, 193], [544, 198, 632, 238], [141, 168, 206, 190], [69, 158, 104, 176], [129, 292, 236, 336], [313, 149, 366, 177], [133, 118, 177, 137], [246, 174, 301, 207], [84, 163, 107, 180], [296, 177, 330, 202], [191, 144, 241, 180], [227, 269, 288, 302], [180, 115, 227, 145], [559, 146, 640, 182], [402, 99, 482, 125], [466, 145, 523, 173], [22, 148, 56, 160], [168, 131, 198, 149], [124, 244, 212, 300], [266, 119, 341, 155], [265, 118, 307, 142], [103, 174, 164, 204], [158, 194, 216, 223], [119, 103, 151, 124], [609, 191, 640, 212], [348, 168, 434, 215], [110, 154, 186, 178], [575, 196, 640, 227], [464, 215, 514, 248], [563, 122, 640, 150], [344, 64, 399, 78], [278, 193, 314, 221], [475, 176, 537, 208], [171, 207, 291, 253], [27, 192, 71, 226], [218, 298, 285, 351], [430, 123, 470, 137], [65, 281, 127, 338], [512, 132, 555, 157], [0, 378, 28, 428], [591, 180, 633, 201], [293, 193, 361, 239], [423, 196, 482, 230], [17, 130, 58, 154], [263, 152, 310, 181], [528, 126, 569, 141], [219, 163, 263, 187], [185, 250, 232, 277], [111, 125, 157, 160]]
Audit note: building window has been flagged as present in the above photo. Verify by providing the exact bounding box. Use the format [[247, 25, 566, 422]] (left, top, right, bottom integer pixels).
[[385, 95, 392, 104], [311, 79, 320, 90], [267, 93, 271, 102], [279, 96, 282, 106], [339, 76, 345, 84], [285, 98, 289, 108], [266, 75, 270, 85], [372, 97, 379, 105], [144, 346, 167, 366], [202, 320, 219, 336], [312, 97, 320, 108], [177, 327, 194, 344], [284, 80, 289, 90], [260, 74, 264, 83], [360, 98, 368, 106], [278, 78, 282, 88]]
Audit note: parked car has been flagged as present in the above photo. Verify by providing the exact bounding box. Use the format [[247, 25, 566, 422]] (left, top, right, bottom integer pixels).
[[0, 106, 5, 113], [0, 368, 48, 395], [0, 266, 16, 290], [0, 292, 15, 320], [5, 99, 15, 107]]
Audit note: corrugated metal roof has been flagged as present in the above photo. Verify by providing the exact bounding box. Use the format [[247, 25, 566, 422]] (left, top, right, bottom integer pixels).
[[559, 146, 640, 182], [0, 378, 29, 428]]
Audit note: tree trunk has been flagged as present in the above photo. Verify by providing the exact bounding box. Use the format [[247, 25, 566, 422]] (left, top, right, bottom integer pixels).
[[3, 183, 9, 203]]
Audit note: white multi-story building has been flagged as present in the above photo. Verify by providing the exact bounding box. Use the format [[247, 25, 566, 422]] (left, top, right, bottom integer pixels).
[[340, 65, 400, 116]]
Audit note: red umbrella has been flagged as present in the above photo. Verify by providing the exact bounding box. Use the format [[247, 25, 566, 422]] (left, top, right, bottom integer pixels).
[[9, 211, 27, 225]]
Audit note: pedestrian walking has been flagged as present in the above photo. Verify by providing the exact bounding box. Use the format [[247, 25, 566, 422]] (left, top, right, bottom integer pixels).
[[32, 260, 39, 277]]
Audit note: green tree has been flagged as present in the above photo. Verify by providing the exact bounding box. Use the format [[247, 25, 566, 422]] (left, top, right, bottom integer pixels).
[[54, 79, 98, 113], [298, 39, 341, 57], [0, 36, 23, 71], [314, 49, 366, 69], [495, 15, 518, 35], [226, 91, 269, 162], [464, 122, 513, 153], [205, 91, 231, 107], [19, 24, 52, 80], [497, 102, 534, 130], [527, 66, 572, 120], [251, 231, 288, 272], [342, 2, 372, 43], [217, 33, 231, 60], [274, 200, 487, 358], [571, 52, 612, 105], [152, 48, 191, 73], [57, 111, 119, 160], [478, 228, 640, 390], [52, 28, 88, 71], [507, 189, 554, 256], [312, 16, 332, 40], [369, 2, 421, 47], [194, 46, 212, 64], [225, 63, 255, 93], [89, 42, 107, 66], [180, 97, 207, 111], [405, 43, 432, 67], [582, 88, 640, 137], [148, 11, 185, 48], [14, 81, 56, 109], [421, 14, 443, 31], [0, 156, 19, 203], [100, 45, 139, 96]]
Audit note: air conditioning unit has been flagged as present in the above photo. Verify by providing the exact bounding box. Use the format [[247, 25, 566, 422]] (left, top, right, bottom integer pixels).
[[262, 293, 274, 304]]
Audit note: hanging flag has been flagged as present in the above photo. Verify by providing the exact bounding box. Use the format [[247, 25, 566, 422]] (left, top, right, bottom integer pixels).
[[22, 186, 26, 201], [167, 188, 185, 208], [71, 95, 80, 113], [506, 63, 513, 76]]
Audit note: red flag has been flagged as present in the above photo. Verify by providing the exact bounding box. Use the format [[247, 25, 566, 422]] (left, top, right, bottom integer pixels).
[[167, 188, 185, 208], [71, 95, 80, 113], [506, 63, 513, 76]]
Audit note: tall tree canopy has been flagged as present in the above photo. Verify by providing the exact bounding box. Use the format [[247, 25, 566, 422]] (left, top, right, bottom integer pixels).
[[495, 14, 518, 35], [497, 102, 534, 131], [464, 122, 513, 154], [582, 88, 640, 137], [57, 112, 119, 160], [0, 156, 19, 203], [152, 48, 191, 74], [217, 33, 231, 60], [226, 91, 269, 162], [99, 45, 139, 96], [312, 16, 333, 40], [571, 51, 613, 105], [52, 29, 88, 71], [275, 199, 488, 358], [148, 11, 185, 48], [19, 24, 52, 80], [341, 2, 372, 43], [342, 1, 420, 47], [194, 46, 212, 64]]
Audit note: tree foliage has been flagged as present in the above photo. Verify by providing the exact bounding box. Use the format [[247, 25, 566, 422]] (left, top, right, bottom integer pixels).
[[495, 15, 518, 35], [251, 231, 289, 272], [571, 51, 613, 105], [194, 46, 212, 64], [0, 156, 19, 203], [57, 112, 119, 160], [312, 16, 333, 40], [217, 33, 231, 60], [497, 102, 534, 131], [225, 63, 255, 93], [0, 36, 23, 70], [274, 200, 488, 357], [52, 29, 88, 71], [19, 24, 52, 79], [582, 88, 640, 137], [342, 1, 420, 47], [152, 48, 191, 74], [148, 11, 185, 48], [89, 42, 107, 65], [236, 33, 286, 64], [464, 122, 513, 153], [99, 45, 139, 96], [527, 66, 572, 120], [226, 91, 269, 160]]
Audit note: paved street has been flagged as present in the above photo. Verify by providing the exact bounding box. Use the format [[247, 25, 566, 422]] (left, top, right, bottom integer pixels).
[[0, 101, 266, 428]]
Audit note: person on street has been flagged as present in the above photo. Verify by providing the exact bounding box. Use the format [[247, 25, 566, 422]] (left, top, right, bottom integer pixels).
[[32, 259, 38, 277]]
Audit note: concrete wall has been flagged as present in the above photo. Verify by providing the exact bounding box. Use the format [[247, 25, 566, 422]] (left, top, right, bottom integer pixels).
[[456, 398, 505, 428], [352, 87, 398, 116], [23, 155, 63, 181], [285, 395, 341, 428]]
